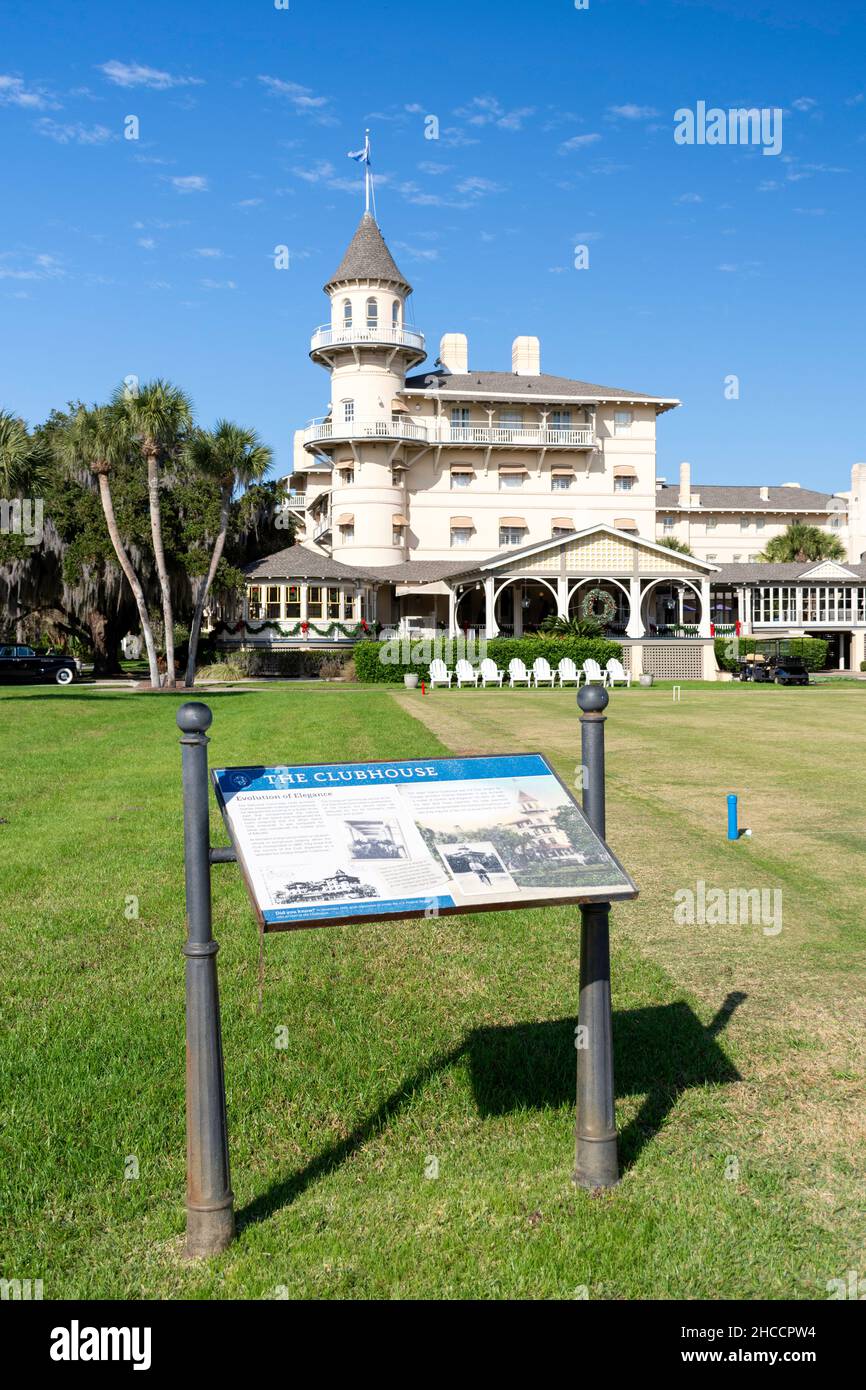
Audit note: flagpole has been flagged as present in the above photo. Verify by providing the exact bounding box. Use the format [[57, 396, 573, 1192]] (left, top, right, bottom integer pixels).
[[365, 130, 371, 215]]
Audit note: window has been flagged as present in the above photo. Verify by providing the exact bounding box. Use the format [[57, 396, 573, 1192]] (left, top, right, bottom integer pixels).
[[392, 526, 404, 546], [733, 553, 742, 561], [498, 410, 524, 428], [499, 526, 526, 546], [451, 469, 472, 489], [342, 298, 352, 329], [830, 515, 844, 529], [266, 585, 281, 619], [614, 410, 632, 435], [705, 516, 717, 529], [327, 587, 341, 619], [391, 467, 403, 486], [286, 584, 301, 619], [392, 301, 400, 328], [550, 410, 572, 430], [307, 586, 323, 619], [552, 526, 572, 537], [614, 476, 634, 492], [344, 592, 355, 619], [342, 399, 355, 424], [755, 517, 765, 531], [551, 473, 573, 491], [499, 471, 525, 489], [366, 297, 378, 329], [451, 407, 470, 430], [663, 516, 674, 531], [706, 553, 718, 561], [248, 586, 262, 620], [339, 467, 355, 485], [748, 554, 761, 561], [739, 517, 750, 530], [450, 527, 472, 547], [339, 524, 354, 543]]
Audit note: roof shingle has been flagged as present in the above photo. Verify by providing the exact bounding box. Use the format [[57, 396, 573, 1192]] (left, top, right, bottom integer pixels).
[[324, 213, 412, 294]]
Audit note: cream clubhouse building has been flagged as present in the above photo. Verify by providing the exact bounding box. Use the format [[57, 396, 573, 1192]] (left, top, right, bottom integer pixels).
[[231, 209, 866, 676]]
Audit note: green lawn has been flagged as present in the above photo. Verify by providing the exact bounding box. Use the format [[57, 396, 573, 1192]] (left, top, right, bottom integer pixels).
[[1, 681, 864, 1299]]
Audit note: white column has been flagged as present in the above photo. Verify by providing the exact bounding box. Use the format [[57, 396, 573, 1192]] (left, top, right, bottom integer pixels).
[[626, 577, 643, 637], [448, 585, 458, 637], [300, 583, 308, 626], [698, 577, 712, 637], [484, 576, 498, 637], [556, 576, 568, 619], [737, 586, 750, 634]]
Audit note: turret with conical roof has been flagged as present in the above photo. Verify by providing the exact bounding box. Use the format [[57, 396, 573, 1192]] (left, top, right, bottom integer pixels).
[[304, 207, 427, 566]]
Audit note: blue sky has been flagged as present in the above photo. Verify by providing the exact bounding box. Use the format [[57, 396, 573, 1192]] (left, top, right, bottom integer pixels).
[[1, 0, 864, 489]]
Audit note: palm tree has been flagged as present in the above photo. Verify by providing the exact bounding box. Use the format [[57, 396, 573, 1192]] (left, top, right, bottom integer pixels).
[[759, 523, 846, 564], [539, 613, 603, 639], [0, 410, 49, 494], [183, 421, 273, 686], [658, 535, 694, 555], [114, 379, 193, 686], [59, 405, 162, 687]]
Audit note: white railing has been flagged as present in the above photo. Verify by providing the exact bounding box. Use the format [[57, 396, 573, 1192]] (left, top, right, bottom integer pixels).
[[310, 324, 425, 354], [304, 418, 430, 446], [444, 425, 594, 447], [282, 492, 307, 510], [303, 418, 596, 449], [312, 514, 331, 542]]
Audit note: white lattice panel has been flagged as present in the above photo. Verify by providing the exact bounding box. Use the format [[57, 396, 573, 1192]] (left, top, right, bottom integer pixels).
[[641, 644, 704, 679]]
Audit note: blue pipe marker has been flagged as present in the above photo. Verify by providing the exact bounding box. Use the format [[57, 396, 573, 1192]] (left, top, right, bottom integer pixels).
[[727, 794, 739, 841]]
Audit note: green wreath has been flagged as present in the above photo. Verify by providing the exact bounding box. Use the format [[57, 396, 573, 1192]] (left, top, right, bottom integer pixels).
[[580, 587, 617, 625]]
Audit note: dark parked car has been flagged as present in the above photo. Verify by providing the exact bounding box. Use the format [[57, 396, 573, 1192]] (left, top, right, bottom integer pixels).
[[0, 645, 78, 685]]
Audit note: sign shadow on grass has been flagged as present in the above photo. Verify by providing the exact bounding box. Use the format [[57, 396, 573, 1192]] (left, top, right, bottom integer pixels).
[[237, 991, 744, 1232]]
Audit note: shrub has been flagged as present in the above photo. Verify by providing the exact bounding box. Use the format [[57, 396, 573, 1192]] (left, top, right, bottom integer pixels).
[[353, 636, 623, 685], [195, 657, 247, 682], [216, 647, 351, 679], [714, 636, 829, 673]]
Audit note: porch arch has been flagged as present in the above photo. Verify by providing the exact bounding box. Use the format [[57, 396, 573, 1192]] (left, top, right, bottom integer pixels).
[[493, 575, 558, 636], [641, 577, 703, 635], [567, 577, 631, 633]]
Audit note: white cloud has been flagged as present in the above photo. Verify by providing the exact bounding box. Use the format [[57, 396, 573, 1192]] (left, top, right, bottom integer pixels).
[[98, 60, 203, 90], [169, 175, 209, 193], [454, 175, 504, 197], [453, 96, 535, 130], [194, 247, 224, 257], [559, 133, 602, 153], [201, 278, 237, 290], [290, 160, 336, 183], [234, 197, 263, 208], [607, 104, 659, 120], [0, 74, 58, 110], [791, 97, 817, 112], [0, 251, 64, 281], [35, 118, 114, 145], [137, 237, 156, 249], [257, 75, 337, 124], [393, 241, 439, 262], [676, 192, 703, 204], [418, 161, 450, 175]]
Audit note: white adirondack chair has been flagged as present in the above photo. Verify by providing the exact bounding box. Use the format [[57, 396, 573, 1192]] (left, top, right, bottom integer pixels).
[[455, 658, 480, 688], [428, 658, 453, 688], [605, 657, 631, 688], [556, 657, 579, 686], [579, 658, 607, 687], [532, 657, 557, 688], [508, 657, 533, 688], [478, 657, 505, 687]]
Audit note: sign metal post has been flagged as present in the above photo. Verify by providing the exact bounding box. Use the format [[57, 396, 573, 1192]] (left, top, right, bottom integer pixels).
[[177, 702, 235, 1257], [573, 684, 620, 1189]]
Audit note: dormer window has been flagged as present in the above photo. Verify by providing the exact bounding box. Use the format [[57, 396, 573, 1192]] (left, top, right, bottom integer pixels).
[[366, 297, 378, 330], [342, 298, 352, 329]]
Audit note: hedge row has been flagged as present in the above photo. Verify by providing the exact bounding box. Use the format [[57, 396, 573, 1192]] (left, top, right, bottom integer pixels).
[[714, 635, 829, 672], [353, 636, 623, 684], [215, 648, 349, 678]]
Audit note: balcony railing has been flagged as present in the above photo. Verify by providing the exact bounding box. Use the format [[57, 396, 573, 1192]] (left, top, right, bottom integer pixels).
[[303, 418, 596, 449], [310, 324, 425, 354], [304, 418, 430, 446], [281, 491, 307, 511], [312, 514, 332, 542]]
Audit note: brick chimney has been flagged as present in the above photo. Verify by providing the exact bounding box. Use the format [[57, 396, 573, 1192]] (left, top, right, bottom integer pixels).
[[512, 336, 541, 375], [438, 333, 468, 374]]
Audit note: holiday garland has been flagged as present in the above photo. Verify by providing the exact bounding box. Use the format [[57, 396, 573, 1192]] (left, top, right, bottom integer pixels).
[[580, 587, 617, 624], [217, 618, 379, 640]]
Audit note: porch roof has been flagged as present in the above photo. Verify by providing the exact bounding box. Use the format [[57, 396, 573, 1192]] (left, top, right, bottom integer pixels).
[[441, 524, 721, 579]]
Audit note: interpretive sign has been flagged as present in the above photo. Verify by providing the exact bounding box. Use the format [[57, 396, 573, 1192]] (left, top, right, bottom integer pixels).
[[211, 752, 637, 930]]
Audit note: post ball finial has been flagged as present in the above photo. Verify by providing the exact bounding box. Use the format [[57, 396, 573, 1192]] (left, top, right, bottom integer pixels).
[[577, 683, 609, 714], [177, 701, 213, 734]]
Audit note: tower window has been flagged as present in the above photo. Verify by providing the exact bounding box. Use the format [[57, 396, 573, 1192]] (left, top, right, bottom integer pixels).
[[392, 300, 400, 328], [342, 399, 355, 424], [342, 298, 352, 329], [366, 297, 378, 329]]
